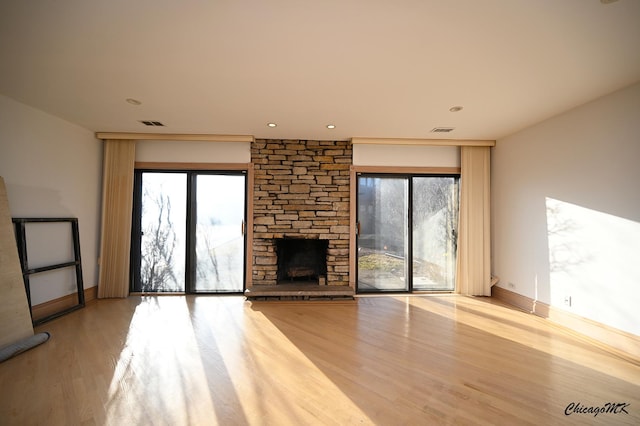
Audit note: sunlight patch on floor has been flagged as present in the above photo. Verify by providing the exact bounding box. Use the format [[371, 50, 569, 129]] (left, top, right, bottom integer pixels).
[[404, 295, 640, 385], [105, 296, 217, 425], [220, 302, 373, 424], [104, 296, 373, 425]]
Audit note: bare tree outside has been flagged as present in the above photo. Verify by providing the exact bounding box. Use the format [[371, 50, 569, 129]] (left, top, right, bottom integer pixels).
[[194, 174, 245, 292], [134, 172, 244, 293], [357, 176, 459, 291], [197, 216, 221, 283], [357, 177, 408, 290], [139, 173, 186, 292], [140, 187, 179, 291], [412, 177, 459, 290]]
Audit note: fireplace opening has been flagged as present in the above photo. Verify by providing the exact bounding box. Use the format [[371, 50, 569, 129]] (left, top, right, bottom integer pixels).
[[276, 238, 329, 284]]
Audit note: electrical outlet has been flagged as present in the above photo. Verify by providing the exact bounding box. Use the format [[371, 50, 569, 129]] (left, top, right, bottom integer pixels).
[[564, 296, 572, 307]]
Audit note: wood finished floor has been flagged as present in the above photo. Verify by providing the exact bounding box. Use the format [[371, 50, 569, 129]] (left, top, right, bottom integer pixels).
[[1, 295, 639, 425]]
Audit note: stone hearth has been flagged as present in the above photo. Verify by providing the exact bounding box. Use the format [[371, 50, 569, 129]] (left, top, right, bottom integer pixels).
[[247, 139, 353, 298]]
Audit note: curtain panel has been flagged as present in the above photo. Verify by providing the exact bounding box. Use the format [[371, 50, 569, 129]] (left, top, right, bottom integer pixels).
[[98, 140, 135, 298], [456, 146, 491, 296]]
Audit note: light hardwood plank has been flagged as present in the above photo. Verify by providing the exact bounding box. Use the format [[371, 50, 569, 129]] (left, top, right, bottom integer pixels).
[[0, 295, 638, 425]]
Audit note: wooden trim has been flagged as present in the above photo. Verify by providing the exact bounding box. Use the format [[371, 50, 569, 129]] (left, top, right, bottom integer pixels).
[[352, 165, 461, 175], [99, 134, 494, 146], [245, 164, 254, 288], [32, 286, 98, 322], [349, 167, 357, 291], [351, 137, 495, 147], [99, 134, 493, 146], [96, 132, 254, 142], [492, 286, 640, 362], [491, 285, 537, 312], [135, 162, 251, 171]]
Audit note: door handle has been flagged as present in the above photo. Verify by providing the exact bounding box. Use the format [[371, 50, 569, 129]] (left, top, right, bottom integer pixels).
[[356, 221, 361, 236], [241, 220, 246, 236]]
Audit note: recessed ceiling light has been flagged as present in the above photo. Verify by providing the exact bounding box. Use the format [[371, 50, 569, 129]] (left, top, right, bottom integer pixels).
[[126, 98, 142, 105], [326, 124, 336, 129], [267, 122, 277, 128], [449, 106, 463, 112]]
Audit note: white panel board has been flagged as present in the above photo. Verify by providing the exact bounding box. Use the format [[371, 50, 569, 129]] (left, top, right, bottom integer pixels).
[[135, 140, 250, 163], [353, 144, 459, 167]]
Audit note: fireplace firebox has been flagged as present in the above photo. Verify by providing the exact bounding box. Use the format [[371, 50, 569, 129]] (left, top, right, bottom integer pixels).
[[276, 238, 328, 284]]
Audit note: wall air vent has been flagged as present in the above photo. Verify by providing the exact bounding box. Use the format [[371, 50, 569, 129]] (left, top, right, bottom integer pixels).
[[140, 120, 165, 127], [431, 127, 455, 133]]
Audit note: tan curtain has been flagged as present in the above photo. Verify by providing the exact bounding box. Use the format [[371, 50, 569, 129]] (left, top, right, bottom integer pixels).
[[456, 146, 491, 296], [98, 140, 135, 298]]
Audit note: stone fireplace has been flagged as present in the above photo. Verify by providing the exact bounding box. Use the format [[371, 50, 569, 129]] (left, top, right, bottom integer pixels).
[[247, 139, 353, 297]]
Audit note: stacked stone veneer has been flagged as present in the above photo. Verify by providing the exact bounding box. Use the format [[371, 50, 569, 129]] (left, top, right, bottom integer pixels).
[[251, 139, 352, 286]]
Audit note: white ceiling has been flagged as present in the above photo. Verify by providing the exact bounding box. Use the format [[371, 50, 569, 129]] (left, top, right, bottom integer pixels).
[[1, 0, 639, 141]]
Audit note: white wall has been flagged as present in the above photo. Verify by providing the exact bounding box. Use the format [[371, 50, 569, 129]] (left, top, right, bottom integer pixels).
[[353, 144, 459, 167], [492, 82, 640, 336], [136, 140, 250, 163], [0, 94, 102, 304]]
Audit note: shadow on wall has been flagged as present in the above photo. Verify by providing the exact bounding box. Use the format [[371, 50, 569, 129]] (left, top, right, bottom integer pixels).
[[544, 197, 640, 336]]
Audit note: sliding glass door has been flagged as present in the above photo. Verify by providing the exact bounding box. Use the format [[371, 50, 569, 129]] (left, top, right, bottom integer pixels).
[[412, 177, 459, 291], [356, 176, 409, 291], [357, 174, 459, 293], [194, 174, 245, 292], [137, 172, 187, 292], [131, 171, 246, 293]]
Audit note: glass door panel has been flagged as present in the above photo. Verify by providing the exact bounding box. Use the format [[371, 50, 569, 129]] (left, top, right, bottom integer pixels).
[[194, 174, 245, 292], [357, 176, 409, 292], [412, 177, 458, 290], [139, 172, 187, 292]]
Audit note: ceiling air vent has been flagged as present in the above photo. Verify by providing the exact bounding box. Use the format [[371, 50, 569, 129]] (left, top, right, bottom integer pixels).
[[431, 127, 455, 133], [140, 120, 165, 127]]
